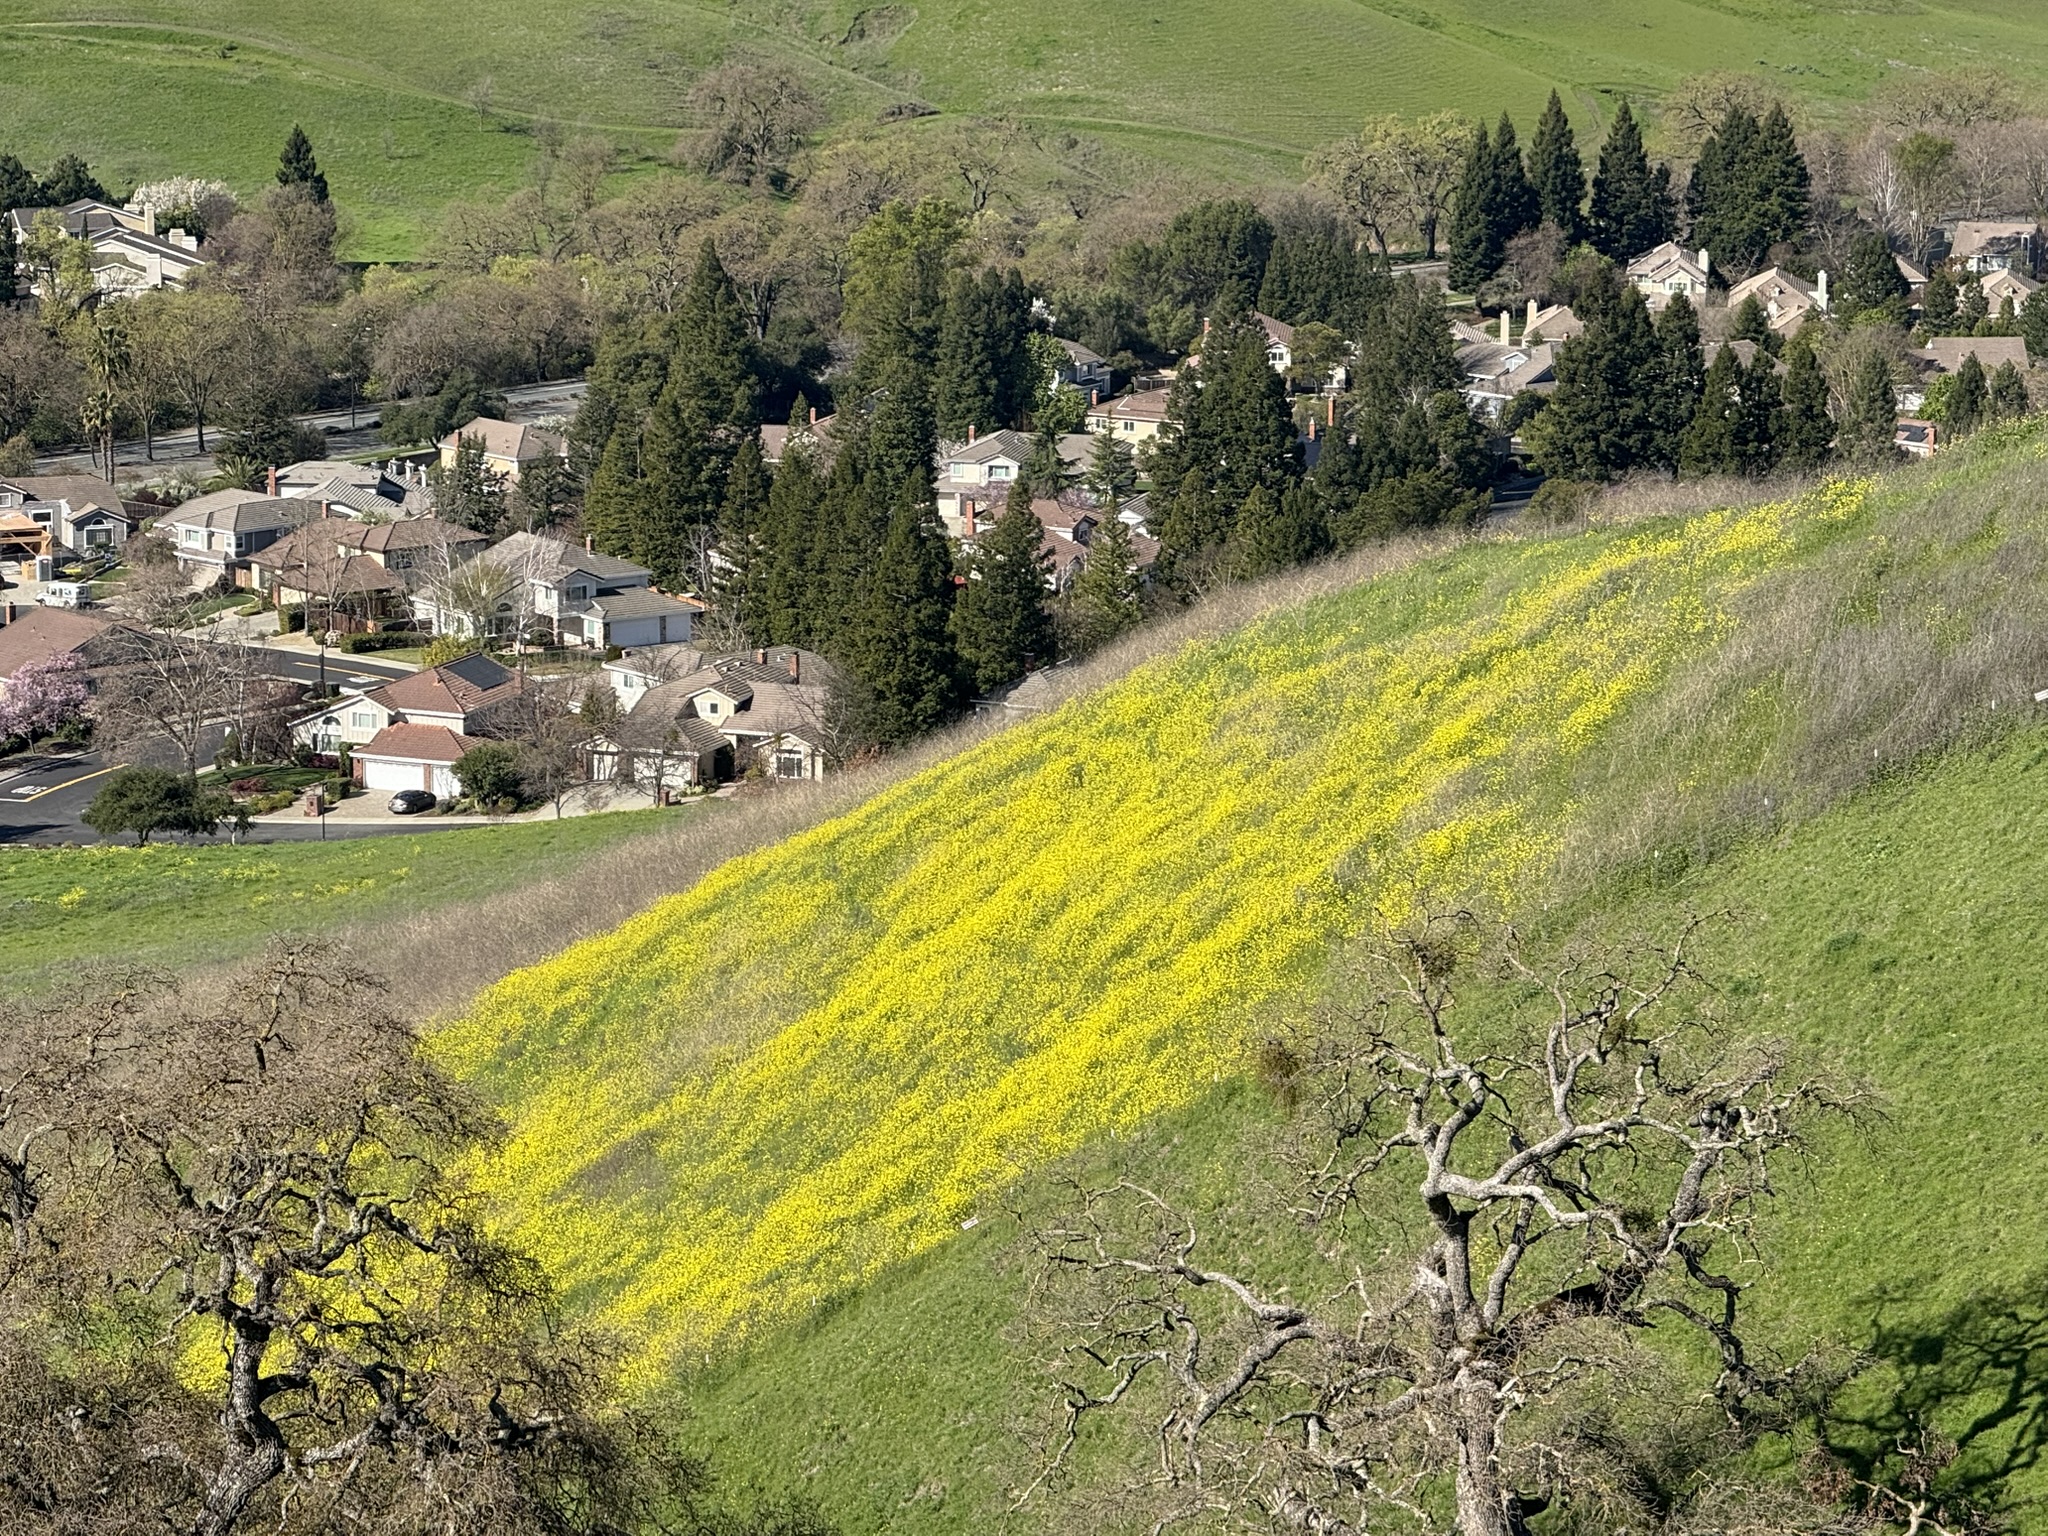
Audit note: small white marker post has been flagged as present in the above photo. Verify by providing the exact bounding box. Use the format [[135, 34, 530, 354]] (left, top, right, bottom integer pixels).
[[2036, 688, 2048, 704]]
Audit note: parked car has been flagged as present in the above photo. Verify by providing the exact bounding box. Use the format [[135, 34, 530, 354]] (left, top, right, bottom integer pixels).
[[388, 789, 436, 815]]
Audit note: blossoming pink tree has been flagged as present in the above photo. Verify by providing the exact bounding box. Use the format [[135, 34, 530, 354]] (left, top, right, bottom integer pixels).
[[0, 652, 89, 744]]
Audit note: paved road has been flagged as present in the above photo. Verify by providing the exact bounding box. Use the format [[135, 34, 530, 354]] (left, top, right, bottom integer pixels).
[[252, 646, 417, 693], [34, 378, 589, 478]]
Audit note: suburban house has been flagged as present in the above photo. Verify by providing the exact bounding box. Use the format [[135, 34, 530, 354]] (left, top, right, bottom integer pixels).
[[1053, 338, 1114, 396], [1896, 253, 1930, 290], [161, 490, 307, 586], [291, 652, 527, 754], [587, 646, 840, 791], [247, 521, 411, 631], [1626, 242, 1712, 308], [350, 724, 481, 800], [1458, 338, 1556, 421], [274, 458, 430, 518], [759, 410, 840, 466], [1703, 339, 1788, 376], [435, 417, 567, 482], [1084, 388, 1171, 445], [1725, 268, 1829, 335], [6, 199, 205, 298], [412, 530, 700, 649], [1895, 419, 1939, 459], [1254, 312, 1294, 373], [1017, 495, 1162, 592], [1914, 335, 2030, 376], [1521, 301, 1585, 344], [0, 474, 134, 555], [1979, 267, 2040, 313], [1950, 220, 2042, 276], [931, 431, 1092, 539], [0, 604, 146, 699]]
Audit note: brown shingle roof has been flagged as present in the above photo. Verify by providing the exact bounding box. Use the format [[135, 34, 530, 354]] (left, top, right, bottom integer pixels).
[[0, 607, 114, 680], [366, 653, 523, 718], [437, 417, 565, 462], [355, 723, 480, 764]]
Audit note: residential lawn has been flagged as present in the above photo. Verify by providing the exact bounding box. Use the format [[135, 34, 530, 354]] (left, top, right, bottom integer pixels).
[[195, 761, 330, 794], [9, 0, 2048, 254], [0, 809, 671, 978]]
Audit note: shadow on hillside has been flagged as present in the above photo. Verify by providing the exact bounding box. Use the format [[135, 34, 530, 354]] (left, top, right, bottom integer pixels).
[[1825, 1276, 2048, 1524]]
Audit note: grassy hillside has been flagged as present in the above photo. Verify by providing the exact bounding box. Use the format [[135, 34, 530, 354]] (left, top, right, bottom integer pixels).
[[438, 422, 2048, 1531], [8, 0, 2048, 256], [1, 810, 670, 978]]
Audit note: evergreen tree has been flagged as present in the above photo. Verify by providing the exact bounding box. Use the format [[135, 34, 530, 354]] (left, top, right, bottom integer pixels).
[[950, 483, 1054, 693], [1949, 353, 1989, 436], [1680, 347, 1741, 478], [1991, 359, 2031, 420], [1067, 513, 1141, 652], [1155, 312, 1301, 562], [1528, 286, 1664, 480], [1957, 275, 1990, 333], [933, 267, 1032, 439], [582, 423, 644, 557], [1587, 102, 1674, 261], [1650, 294, 1705, 468], [1839, 232, 1910, 323], [1751, 104, 1812, 252], [1837, 350, 1901, 463], [0, 217, 15, 304], [1448, 122, 1501, 292], [854, 488, 963, 743], [1529, 89, 1586, 242], [1687, 104, 1809, 274], [1159, 199, 1275, 317], [862, 357, 941, 516], [1732, 351, 1781, 476], [758, 437, 826, 646], [1258, 227, 1390, 333], [2022, 287, 2048, 361], [37, 154, 104, 206], [634, 239, 760, 588], [1921, 266, 1959, 331], [1083, 431, 1138, 510], [1777, 336, 1834, 471], [1234, 481, 1329, 577], [276, 126, 328, 203], [1492, 113, 1541, 245], [1021, 421, 1076, 499], [1729, 295, 1775, 352], [714, 434, 773, 644], [0, 154, 37, 212], [843, 198, 965, 388]]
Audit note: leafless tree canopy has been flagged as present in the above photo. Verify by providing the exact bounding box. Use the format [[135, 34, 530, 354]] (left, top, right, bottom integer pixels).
[[1025, 917, 1854, 1536], [0, 944, 702, 1536], [685, 59, 825, 190]]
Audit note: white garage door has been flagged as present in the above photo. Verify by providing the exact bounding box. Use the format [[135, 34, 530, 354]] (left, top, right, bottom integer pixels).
[[361, 757, 426, 793]]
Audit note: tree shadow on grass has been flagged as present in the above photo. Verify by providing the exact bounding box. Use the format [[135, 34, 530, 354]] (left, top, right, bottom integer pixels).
[[1824, 1276, 2048, 1528]]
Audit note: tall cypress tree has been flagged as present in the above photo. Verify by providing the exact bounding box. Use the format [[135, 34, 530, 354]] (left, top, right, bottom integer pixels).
[[1156, 312, 1300, 563], [951, 482, 1054, 693], [1680, 347, 1742, 478], [933, 267, 1032, 439], [1949, 354, 1989, 436], [0, 217, 16, 304], [714, 434, 772, 644], [1733, 352, 1782, 476], [1650, 295, 1705, 471], [277, 125, 329, 202], [635, 240, 760, 588], [757, 436, 826, 646], [1587, 102, 1672, 261], [1529, 90, 1586, 242], [1838, 351, 1901, 463], [1991, 359, 2030, 420], [1528, 286, 1663, 480], [855, 486, 964, 743], [1777, 336, 1833, 471], [582, 428, 644, 559], [1492, 113, 1540, 245], [1751, 104, 1811, 254], [1068, 512, 1141, 653], [1448, 123, 1500, 292], [1234, 481, 1329, 577]]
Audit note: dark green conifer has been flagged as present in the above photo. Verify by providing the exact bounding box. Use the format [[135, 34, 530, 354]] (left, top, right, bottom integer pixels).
[[951, 482, 1054, 693], [276, 126, 328, 202], [1529, 90, 1586, 242], [1587, 102, 1673, 261]]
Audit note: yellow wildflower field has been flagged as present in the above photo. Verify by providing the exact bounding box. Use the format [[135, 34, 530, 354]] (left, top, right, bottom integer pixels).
[[438, 482, 1867, 1375]]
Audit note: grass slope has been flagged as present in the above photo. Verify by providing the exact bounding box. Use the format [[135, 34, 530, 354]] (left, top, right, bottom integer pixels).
[[8, 0, 2048, 255], [1, 810, 669, 978], [444, 423, 2048, 1531]]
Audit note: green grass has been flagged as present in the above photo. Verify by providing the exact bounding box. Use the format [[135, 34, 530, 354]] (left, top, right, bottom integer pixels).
[[9, 0, 2048, 256], [0, 809, 670, 978]]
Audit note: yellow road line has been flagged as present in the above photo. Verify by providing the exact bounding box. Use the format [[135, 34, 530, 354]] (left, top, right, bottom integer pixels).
[[23, 765, 119, 801]]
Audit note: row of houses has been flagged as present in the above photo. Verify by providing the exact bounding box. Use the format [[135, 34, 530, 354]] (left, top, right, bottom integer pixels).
[[6, 197, 207, 300]]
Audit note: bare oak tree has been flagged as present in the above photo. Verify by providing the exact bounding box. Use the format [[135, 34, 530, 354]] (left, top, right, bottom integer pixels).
[[1027, 917, 1849, 1536], [0, 945, 702, 1536]]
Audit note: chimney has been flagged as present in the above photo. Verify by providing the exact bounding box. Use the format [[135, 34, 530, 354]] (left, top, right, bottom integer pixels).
[[1328, 395, 1336, 427], [809, 406, 818, 425], [1817, 270, 1831, 311], [968, 424, 977, 443], [1090, 388, 1099, 406], [1307, 417, 1317, 441], [266, 466, 277, 496], [1499, 309, 1511, 344], [1526, 298, 1539, 334], [1698, 248, 1711, 280], [584, 533, 593, 552], [754, 648, 766, 665], [787, 652, 799, 682]]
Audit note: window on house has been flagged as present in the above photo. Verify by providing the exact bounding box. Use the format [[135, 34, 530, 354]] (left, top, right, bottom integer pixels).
[[350, 711, 375, 729], [989, 464, 1012, 480], [569, 584, 589, 601], [774, 749, 806, 779], [181, 526, 200, 545]]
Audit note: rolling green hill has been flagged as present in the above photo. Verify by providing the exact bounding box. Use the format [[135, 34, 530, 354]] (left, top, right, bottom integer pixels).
[[7, 0, 2048, 257], [435, 425, 2048, 1528]]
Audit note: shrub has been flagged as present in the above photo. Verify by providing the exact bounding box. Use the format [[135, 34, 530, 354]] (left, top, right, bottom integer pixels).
[[1526, 477, 1596, 526], [82, 768, 231, 845], [279, 604, 306, 634], [228, 776, 271, 794], [340, 631, 415, 654], [422, 634, 481, 667], [454, 743, 522, 807]]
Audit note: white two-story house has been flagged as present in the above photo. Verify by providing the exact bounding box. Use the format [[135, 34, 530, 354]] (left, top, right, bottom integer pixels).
[[411, 530, 700, 649]]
